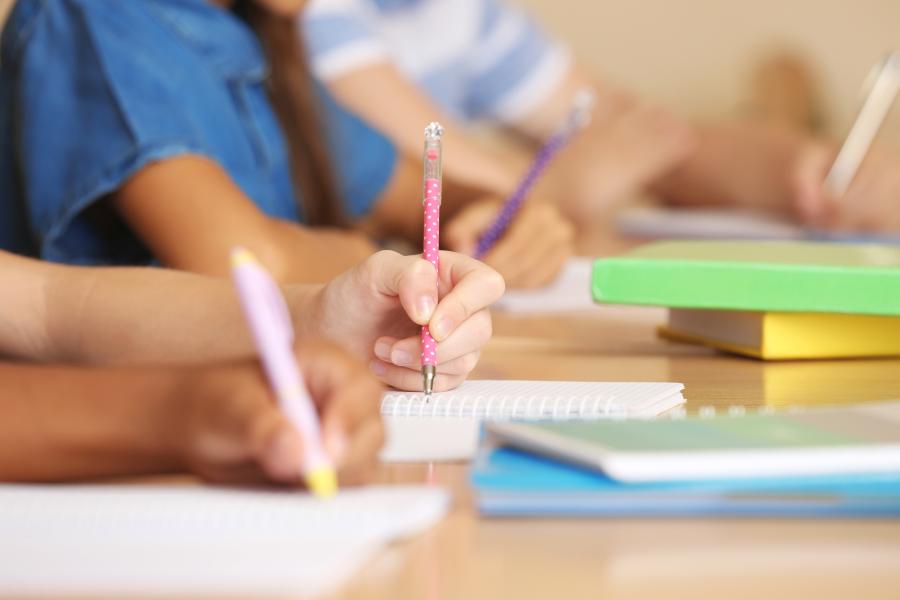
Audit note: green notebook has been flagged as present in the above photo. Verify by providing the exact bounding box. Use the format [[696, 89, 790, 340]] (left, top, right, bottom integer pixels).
[[592, 241, 900, 316]]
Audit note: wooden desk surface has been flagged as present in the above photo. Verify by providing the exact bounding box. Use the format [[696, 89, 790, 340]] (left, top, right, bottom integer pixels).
[[330, 306, 900, 600]]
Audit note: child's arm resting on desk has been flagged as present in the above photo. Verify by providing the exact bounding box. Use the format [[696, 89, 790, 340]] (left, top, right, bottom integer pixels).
[[0, 340, 383, 485], [0, 250, 263, 364], [0, 250, 502, 390]]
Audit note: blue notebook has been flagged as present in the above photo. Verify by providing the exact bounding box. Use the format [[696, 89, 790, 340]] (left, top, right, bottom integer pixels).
[[472, 446, 900, 518]]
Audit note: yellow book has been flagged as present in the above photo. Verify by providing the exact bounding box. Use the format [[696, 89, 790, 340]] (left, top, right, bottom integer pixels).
[[659, 309, 900, 360], [667, 353, 900, 409]]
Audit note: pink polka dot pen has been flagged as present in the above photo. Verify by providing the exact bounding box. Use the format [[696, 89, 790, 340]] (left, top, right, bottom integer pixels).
[[421, 122, 444, 396]]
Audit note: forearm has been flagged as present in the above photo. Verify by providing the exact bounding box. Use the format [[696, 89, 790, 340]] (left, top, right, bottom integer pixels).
[[264, 219, 376, 283], [652, 121, 807, 212], [36, 258, 321, 365], [40, 263, 251, 364], [510, 63, 626, 143], [0, 253, 52, 360], [0, 363, 184, 482], [327, 62, 526, 197], [357, 152, 500, 244], [114, 155, 376, 285]]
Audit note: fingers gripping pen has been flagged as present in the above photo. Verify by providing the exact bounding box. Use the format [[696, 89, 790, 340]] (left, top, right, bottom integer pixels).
[[421, 122, 443, 396]]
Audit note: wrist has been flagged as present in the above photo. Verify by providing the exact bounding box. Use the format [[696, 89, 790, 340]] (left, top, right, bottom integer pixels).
[[31, 262, 77, 362], [131, 367, 191, 473], [285, 283, 327, 341]]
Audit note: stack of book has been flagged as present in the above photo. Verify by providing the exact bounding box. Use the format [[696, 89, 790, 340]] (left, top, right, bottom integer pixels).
[[472, 402, 900, 517], [591, 241, 900, 360]]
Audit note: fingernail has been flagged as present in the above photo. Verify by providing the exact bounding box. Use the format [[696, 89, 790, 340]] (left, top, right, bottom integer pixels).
[[431, 316, 454, 340], [374, 340, 391, 361], [369, 360, 387, 377], [417, 295, 436, 322], [390, 349, 413, 366]]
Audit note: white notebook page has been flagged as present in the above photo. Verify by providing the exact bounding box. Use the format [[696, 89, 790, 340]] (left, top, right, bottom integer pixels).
[[0, 484, 449, 598], [495, 258, 597, 313], [380, 380, 685, 462]]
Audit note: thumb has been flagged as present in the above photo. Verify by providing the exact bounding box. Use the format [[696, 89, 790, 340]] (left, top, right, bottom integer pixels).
[[367, 251, 438, 325]]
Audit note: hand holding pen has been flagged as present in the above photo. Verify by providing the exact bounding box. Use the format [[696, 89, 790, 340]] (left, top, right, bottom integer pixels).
[[442, 92, 593, 289], [231, 248, 344, 496], [310, 250, 504, 393], [474, 89, 595, 259], [793, 51, 900, 233], [178, 337, 384, 489]]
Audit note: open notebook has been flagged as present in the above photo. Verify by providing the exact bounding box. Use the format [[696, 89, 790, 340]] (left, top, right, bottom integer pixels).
[[0, 484, 448, 598], [380, 380, 685, 462]]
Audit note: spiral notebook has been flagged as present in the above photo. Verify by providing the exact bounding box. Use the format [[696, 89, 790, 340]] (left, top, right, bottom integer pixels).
[[379, 380, 685, 462]]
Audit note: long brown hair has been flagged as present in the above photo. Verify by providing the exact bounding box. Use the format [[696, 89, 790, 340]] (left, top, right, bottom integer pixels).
[[233, 1, 344, 227]]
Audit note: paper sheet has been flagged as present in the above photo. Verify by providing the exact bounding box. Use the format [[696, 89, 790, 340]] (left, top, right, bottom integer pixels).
[[0, 484, 449, 598], [495, 258, 597, 313], [616, 206, 805, 240], [616, 205, 900, 244]]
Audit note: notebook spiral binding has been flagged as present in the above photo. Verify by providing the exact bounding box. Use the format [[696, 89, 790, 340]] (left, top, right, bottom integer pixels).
[[667, 404, 805, 419], [380, 394, 629, 419]]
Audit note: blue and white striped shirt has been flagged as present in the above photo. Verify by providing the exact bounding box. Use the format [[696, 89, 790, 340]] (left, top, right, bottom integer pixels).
[[302, 0, 570, 125]]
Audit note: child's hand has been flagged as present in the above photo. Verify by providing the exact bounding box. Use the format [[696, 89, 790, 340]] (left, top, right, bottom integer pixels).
[[791, 140, 900, 233], [546, 93, 697, 221], [179, 340, 384, 487], [309, 250, 504, 392], [443, 198, 574, 289]]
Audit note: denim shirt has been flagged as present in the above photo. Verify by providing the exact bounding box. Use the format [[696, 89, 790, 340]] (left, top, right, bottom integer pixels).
[[0, 0, 395, 264]]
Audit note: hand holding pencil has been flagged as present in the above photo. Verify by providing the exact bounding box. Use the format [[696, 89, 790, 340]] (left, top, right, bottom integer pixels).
[[443, 91, 594, 289], [308, 250, 504, 392], [792, 52, 900, 233], [444, 198, 575, 289]]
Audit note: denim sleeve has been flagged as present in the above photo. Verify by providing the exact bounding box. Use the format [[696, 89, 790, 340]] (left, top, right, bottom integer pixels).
[[317, 84, 397, 220], [8, 1, 212, 265]]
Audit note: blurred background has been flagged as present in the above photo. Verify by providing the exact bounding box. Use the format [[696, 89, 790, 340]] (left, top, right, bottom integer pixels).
[[519, 0, 900, 143], [0, 0, 896, 142]]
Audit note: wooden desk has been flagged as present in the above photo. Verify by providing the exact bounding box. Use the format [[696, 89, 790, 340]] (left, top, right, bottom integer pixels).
[[330, 306, 900, 600]]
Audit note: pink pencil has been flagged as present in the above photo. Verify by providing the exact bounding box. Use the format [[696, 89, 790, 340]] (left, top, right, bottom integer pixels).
[[421, 122, 444, 395]]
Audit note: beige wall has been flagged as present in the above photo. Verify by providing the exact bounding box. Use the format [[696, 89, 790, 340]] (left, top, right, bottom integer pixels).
[[517, 0, 900, 142], [1, 0, 896, 140]]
